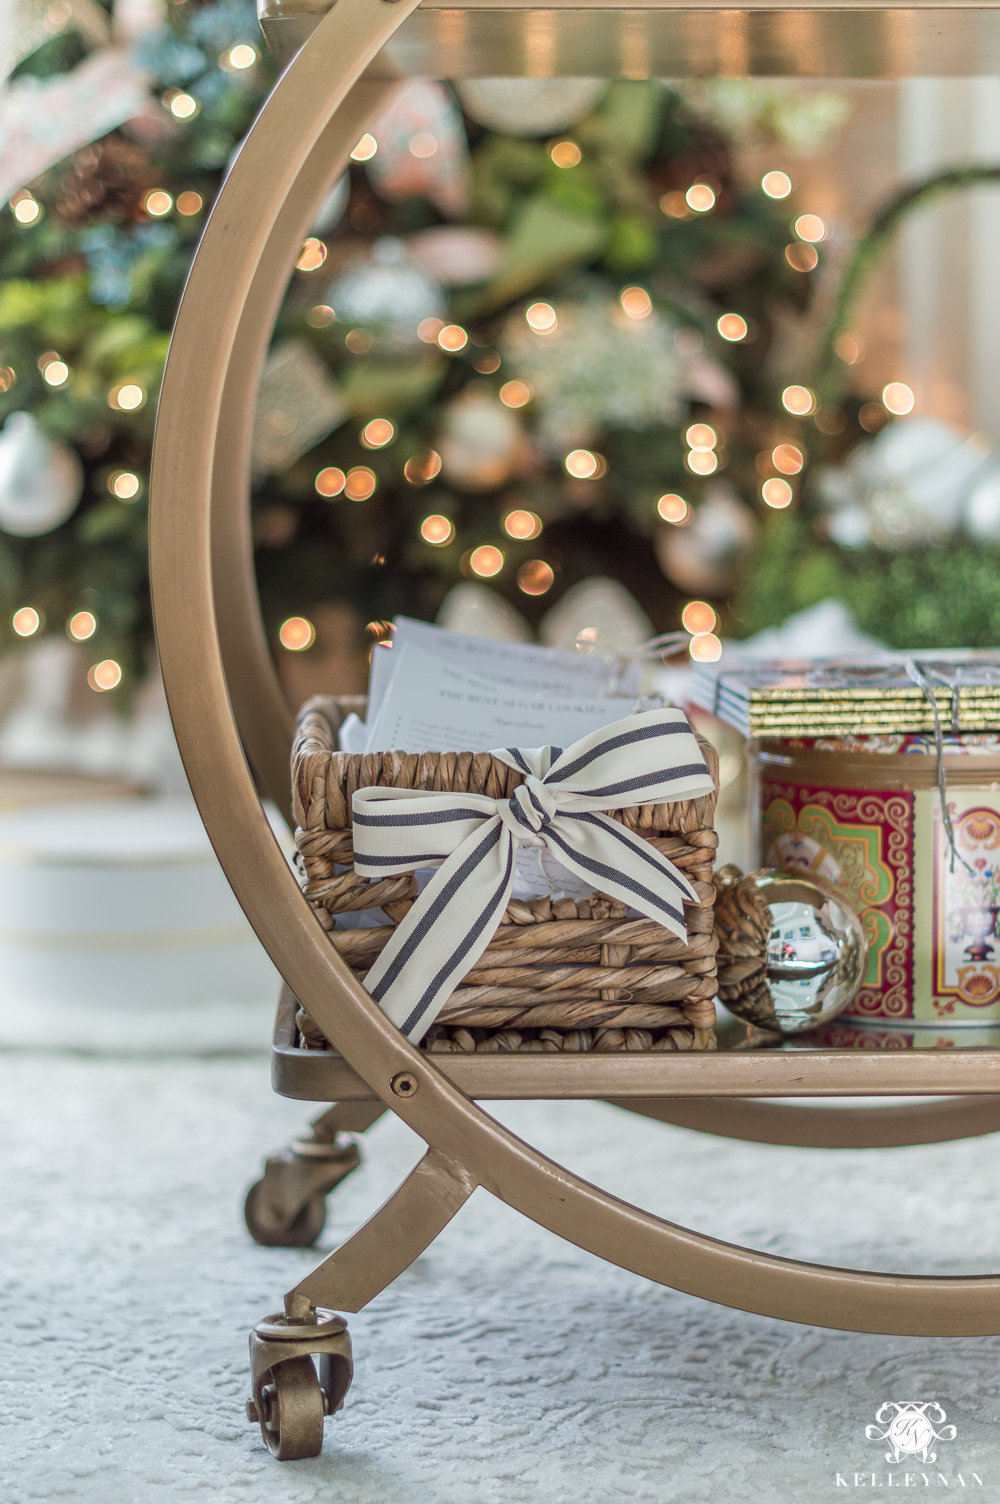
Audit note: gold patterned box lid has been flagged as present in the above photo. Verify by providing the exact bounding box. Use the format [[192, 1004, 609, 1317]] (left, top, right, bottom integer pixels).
[[691, 652, 1000, 738]]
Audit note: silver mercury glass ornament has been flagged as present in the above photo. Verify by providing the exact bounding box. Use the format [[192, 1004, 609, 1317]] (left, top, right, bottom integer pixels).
[[713, 866, 867, 1034]]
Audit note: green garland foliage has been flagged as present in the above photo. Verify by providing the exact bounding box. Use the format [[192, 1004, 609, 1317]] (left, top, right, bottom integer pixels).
[[737, 515, 1000, 648]]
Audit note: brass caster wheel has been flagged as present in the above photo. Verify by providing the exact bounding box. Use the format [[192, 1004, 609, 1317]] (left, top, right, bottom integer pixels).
[[249, 1355, 325, 1460], [248, 1309, 353, 1462], [245, 1180, 327, 1248]]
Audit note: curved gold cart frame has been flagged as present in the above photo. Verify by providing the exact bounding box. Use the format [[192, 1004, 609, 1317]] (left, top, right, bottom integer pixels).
[[149, 0, 1000, 1460]]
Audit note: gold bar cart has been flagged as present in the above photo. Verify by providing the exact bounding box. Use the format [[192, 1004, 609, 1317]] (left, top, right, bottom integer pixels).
[[149, 0, 1000, 1461]]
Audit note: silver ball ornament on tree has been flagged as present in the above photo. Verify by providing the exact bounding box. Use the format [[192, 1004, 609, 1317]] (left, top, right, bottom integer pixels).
[[655, 482, 757, 595], [455, 78, 607, 137], [437, 384, 524, 491], [0, 412, 84, 536], [327, 237, 444, 350], [713, 866, 867, 1034]]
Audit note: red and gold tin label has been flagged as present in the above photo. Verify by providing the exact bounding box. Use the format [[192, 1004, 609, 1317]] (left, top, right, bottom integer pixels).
[[754, 735, 1000, 1022]]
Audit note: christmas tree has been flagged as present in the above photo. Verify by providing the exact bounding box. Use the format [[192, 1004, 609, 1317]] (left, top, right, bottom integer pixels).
[[2, 0, 885, 705]]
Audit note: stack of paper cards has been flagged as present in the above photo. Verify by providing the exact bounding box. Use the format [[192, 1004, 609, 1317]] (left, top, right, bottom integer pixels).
[[337, 618, 651, 909], [690, 652, 1000, 738], [342, 617, 645, 755]]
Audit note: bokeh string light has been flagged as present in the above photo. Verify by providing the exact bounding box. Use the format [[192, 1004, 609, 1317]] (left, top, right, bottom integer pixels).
[[350, 134, 377, 161], [469, 545, 504, 577], [685, 424, 717, 451], [279, 617, 315, 651], [525, 302, 557, 333], [687, 451, 717, 475], [108, 383, 145, 411], [499, 380, 532, 408], [882, 381, 915, 415], [344, 466, 376, 500], [781, 385, 816, 416], [689, 632, 722, 663], [657, 493, 690, 524], [306, 304, 334, 327], [10, 191, 41, 224], [761, 170, 792, 198], [88, 659, 122, 691], [549, 141, 582, 168], [40, 355, 69, 387], [361, 418, 394, 449], [785, 243, 818, 272], [682, 600, 717, 635], [143, 189, 173, 218], [771, 444, 803, 475], [11, 607, 41, 637], [503, 509, 542, 540], [67, 611, 96, 641], [295, 238, 327, 273], [315, 467, 346, 497], [619, 286, 652, 320], [793, 214, 826, 243], [420, 514, 454, 546], [762, 477, 794, 508], [660, 191, 690, 219], [436, 324, 468, 352], [517, 560, 554, 595], [403, 450, 442, 485], [564, 449, 601, 479], [108, 471, 141, 500], [167, 91, 199, 120], [685, 183, 716, 212], [717, 313, 748, 342]]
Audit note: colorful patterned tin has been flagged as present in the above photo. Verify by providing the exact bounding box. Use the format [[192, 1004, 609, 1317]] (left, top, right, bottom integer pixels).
[[752, 734, 1000, 1023]]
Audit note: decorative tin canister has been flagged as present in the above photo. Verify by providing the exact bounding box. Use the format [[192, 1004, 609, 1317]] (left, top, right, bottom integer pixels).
[[751, 734, 1000, 1023]]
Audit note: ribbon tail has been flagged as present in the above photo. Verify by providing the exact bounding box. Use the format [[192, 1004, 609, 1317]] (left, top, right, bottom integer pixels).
[[362, 815, 516, 1042], [540, 811, 697, 941]]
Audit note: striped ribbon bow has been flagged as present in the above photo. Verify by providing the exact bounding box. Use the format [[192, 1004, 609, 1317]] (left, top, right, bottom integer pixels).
[[351, 709, 715, 1042]]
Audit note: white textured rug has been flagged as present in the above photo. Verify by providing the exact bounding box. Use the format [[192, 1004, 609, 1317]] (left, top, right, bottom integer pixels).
[[5, 1053, 1000, 1502]]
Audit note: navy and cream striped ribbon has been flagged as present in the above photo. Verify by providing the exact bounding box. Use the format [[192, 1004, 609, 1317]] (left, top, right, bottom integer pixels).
[[351, 709, 716, 1042]]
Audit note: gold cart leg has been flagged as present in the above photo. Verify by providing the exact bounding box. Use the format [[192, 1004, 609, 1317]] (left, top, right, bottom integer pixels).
[[609, 1095, 1000, 1149], [286, 1144, 476, 1314]]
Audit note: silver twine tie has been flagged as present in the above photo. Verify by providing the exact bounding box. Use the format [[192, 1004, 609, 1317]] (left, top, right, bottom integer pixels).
[[351, 709, 716, 1042]]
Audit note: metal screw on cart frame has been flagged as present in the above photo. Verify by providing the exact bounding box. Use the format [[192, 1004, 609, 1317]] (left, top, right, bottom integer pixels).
[[391, 1072, 418, 1097]]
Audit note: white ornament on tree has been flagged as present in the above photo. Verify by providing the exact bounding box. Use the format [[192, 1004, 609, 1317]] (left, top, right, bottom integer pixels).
[[817, 417, 992, 551], [539, 576, 653, 651], [456, 79, 607, 137], [0, 413, 84, 537], [655, 482, 757, 595], [965, 468, 1000, 542], [437, 582, 532, 641], [437, 384, 524, 491], [328, 237, 444, 349]]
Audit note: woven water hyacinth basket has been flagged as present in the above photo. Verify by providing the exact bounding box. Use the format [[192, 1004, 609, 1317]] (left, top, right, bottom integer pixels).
[[291, 696, 720, 1054]]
